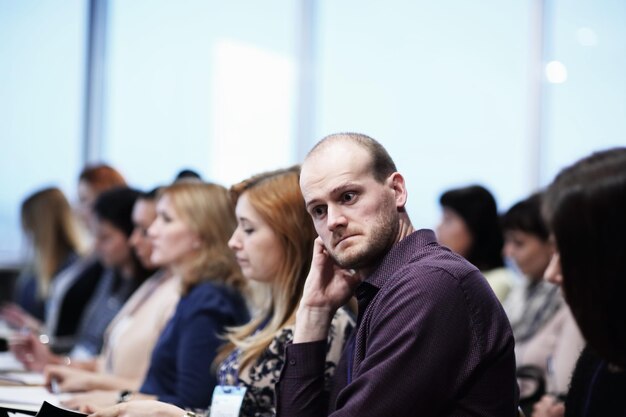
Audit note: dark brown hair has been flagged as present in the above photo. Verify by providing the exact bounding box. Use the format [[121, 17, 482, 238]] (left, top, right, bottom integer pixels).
[[439, 185, 504, 271], [544, 147, 626, 367]]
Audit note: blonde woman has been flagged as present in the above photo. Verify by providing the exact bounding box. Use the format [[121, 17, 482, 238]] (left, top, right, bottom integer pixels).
[[2, 187, 85, 337], [68, 181, 249, 411], [10, 187, 151, 366], [88, 167, 354, 417], [43, 189, 180, 394]]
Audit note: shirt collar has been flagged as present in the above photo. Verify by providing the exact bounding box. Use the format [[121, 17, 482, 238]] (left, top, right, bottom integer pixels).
[[362, 229, 438, 290]]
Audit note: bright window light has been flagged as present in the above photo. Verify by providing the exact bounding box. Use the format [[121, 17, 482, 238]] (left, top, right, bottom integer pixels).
[[545, 60, 568, 84]]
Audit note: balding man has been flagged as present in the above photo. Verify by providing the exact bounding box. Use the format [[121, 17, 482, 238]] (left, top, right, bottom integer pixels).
[[276, 133, 518, 416]]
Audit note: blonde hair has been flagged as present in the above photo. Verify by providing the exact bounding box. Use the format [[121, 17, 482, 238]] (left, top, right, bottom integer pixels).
[[158, 182, 245, 295], [215, 166, 316, 370], [21, 187, 84, 298]]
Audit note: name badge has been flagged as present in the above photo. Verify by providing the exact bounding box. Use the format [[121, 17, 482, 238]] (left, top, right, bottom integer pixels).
[[209, 386, 247, 417]]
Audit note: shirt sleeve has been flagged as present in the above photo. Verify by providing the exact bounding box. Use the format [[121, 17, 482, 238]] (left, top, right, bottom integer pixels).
[[276, 309, 354, 417], [276, 340, 330, 416]]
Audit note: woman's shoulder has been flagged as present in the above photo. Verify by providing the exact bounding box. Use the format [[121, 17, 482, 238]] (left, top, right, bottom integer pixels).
[[185, 280, 236, 300], [180, 282, 248, 318]]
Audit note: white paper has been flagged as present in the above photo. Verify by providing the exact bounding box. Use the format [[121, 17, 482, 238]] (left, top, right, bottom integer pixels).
[[0, 401, 41, 413], [0, 352, 25, 372], [0, 372, 46, 385], [0, 386, 60, 406]]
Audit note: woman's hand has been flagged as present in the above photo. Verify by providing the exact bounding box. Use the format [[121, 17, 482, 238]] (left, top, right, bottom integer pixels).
[[62, 390, 119, 411], [0, 303, 43, 332], [86, 400, 185, 417], [44, 365, 96, 393], [8, 331, 54, 372]]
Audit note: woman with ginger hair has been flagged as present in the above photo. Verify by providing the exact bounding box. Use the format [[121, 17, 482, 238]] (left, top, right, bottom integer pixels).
[[86, 166, 354, 417], [77, 164, 127, 231]]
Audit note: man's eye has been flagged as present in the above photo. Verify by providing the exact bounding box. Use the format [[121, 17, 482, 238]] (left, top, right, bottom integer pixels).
[[312, 206, 327, 218], [342, 192, 357, 203]]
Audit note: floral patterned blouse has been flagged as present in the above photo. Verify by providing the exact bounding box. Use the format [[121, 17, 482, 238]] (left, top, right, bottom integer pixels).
[[216, 308, 355, 417]]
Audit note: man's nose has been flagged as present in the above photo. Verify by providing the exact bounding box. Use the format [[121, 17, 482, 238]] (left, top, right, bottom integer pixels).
[[327, 205, 347, 231]]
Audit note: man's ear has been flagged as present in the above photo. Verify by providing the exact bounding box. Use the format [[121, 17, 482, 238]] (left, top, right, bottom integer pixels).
[[387, 172, 408, 208]]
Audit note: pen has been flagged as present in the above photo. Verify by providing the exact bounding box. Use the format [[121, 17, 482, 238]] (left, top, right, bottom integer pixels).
[[50, 377, 60, 394]]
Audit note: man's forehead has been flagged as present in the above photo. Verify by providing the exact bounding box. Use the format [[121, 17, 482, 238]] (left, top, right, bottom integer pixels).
[[300, 144, 373, 200], [303, 140, 371, 171]]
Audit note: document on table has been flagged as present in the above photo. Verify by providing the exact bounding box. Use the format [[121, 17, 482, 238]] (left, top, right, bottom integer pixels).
[[0, 400, 85, 417], [0, 352, 25, 372], [35, 401, 87, 416], [0, 372, 46, 386], [0, 386, 61, 406]]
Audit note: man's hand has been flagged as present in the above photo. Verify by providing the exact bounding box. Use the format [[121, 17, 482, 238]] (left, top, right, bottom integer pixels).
[[294, 238, 362, 343]]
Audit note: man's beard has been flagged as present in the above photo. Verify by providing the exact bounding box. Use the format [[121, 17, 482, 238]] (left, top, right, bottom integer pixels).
[[328, 207, 399, 271]]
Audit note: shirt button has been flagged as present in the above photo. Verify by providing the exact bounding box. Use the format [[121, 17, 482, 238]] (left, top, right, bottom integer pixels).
[[289, 359, 296, 365]]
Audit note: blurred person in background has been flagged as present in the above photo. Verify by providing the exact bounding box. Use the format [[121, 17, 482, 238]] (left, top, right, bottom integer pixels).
[[37, 163, 128, 352], [502, 192, 583, 415], [43, 188, 180, 394], [173, 168, 202, 183], [533, 148, 626, 417], [1, 187, 87, 338], [11, 187, 151, 366], [44, 163, 129, 351], [77, 164, 127, 239], [64, 182, 249, 411], [436, 184, 515, 302]]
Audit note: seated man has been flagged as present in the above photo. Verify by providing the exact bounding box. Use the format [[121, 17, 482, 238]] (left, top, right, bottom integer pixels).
[[277, 133, 519, 417]]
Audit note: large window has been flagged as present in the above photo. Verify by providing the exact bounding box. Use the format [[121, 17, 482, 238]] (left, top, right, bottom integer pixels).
[[315, 0, 531, 228], [1, 1, 624, 265], [102, 0, 298, 189], [0, 0, 87, 264], [541, 0, 626, 183]]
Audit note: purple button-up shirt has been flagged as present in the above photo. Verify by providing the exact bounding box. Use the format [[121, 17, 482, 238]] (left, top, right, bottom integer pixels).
[[277, 229, 518, 417]]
